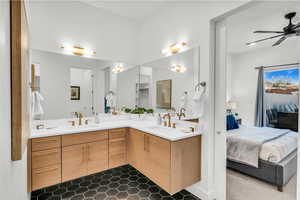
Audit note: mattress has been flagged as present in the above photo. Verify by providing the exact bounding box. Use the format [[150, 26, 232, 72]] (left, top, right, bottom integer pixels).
[[227, 125, 298, 163]]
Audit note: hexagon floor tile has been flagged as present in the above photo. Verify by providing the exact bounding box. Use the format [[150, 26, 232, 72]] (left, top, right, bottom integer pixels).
[[31, 165, 201, 200]]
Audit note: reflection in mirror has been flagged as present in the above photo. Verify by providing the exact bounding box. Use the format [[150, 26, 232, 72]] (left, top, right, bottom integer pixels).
[[139, 47, 200, 119], [31, 49, 136, 120], [116, 66, 139, 110], [70, 68, 93, 116]]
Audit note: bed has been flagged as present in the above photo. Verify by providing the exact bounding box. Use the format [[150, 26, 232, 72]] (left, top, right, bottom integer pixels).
[[227, 125, 298, 191]]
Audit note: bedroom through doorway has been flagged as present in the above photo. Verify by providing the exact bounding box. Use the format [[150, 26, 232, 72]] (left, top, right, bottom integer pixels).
[[224, 2, 300, 200]]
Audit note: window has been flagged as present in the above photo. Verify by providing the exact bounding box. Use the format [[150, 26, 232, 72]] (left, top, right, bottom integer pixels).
[[264, 68, 299, 95]]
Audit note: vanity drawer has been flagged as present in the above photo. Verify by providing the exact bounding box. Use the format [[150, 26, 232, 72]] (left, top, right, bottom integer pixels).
[[32, 148, 61, 169], [109, 128, 127, 140], [32, 164, 61, 191], [62, 130, 108, 147], [32, 136, 61, 152]]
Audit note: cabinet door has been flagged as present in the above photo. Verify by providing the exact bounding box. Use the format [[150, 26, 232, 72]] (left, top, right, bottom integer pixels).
[[144, 134, 171, 192], [62, 144, 87, 182], [32, 164, 61, 191], [127, 129, 145, 171], [87, 140, 108, 175], [109, 128, 127, 168]]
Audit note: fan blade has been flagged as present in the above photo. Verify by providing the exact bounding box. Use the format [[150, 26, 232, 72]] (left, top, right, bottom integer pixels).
[[254, 30, 284, 34], [246, 34, 285, 46], [272, 36, 287, 46]]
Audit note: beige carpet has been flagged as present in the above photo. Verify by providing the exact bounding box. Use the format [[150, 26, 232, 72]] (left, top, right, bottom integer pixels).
[[227, 169, 297, 200]]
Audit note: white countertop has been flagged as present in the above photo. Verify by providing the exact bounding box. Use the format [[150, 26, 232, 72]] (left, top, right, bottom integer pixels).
[[31, 119, 201, 141]]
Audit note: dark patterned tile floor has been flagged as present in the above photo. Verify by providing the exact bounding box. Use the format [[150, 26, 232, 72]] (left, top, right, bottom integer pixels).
[[31, 165, 201, 200]]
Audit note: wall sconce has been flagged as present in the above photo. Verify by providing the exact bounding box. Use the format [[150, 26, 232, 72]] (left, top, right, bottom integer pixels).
[[161, 42, 187, 55], [112, 64, 124, 73], [170, 64, 187, 73], [61, 45, 96, 56]]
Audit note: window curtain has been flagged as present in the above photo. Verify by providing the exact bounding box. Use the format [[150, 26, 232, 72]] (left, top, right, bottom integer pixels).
[[255, 67, 265, 127]]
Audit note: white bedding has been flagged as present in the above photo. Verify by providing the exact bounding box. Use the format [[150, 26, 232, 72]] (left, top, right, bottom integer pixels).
[[227, 125, 298, 163]]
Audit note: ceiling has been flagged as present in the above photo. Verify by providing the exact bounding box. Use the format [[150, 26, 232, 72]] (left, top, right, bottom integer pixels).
[[79, 1, 169, 22], [227, 1, 300, 53]]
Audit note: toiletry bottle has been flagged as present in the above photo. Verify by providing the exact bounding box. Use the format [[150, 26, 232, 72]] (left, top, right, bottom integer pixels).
[[157, 113, 162, 125], [94, 113, 100, 124]]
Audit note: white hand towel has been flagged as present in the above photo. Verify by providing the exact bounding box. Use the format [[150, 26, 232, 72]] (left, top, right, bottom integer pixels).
[[193, 86, 205, 102], [193, 86, 206, 117], [106, 93, 116, 108], [31, 91, 44, 116]]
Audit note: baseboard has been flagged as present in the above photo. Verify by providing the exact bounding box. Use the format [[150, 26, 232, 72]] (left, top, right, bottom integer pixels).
[[186, 185, 214, 200]]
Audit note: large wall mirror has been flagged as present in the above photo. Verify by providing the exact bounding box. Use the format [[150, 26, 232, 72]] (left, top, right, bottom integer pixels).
[[31, 49, 138, 120], [31, 47, 199, 120], [138, 47, 200, 116]]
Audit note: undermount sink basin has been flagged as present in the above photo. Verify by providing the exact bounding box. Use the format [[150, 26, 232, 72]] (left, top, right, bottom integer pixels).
[[146, 125, 193, 133], [62, 124, 100, 129], [146, 125, 172, 131], [39, 124, 100, 131]]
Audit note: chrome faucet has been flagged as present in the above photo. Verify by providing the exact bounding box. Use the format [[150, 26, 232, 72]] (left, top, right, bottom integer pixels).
[[163, 113, 171, 127]]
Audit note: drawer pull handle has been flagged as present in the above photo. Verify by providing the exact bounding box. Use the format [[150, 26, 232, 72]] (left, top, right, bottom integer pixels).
[[82, 146, 85, 163], [87, 145, 90, 162], [35, 167, 59, 174]]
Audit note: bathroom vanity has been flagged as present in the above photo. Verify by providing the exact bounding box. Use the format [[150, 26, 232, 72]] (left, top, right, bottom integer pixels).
[[28, 120, 201, 195]]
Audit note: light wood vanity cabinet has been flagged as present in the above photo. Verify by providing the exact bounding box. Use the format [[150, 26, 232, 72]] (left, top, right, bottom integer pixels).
[[29, 127, 201, 194], [61, 130, 109, 182], [30, 136, 62, 191], [143, 134, 171, 191], [128, 128, 201, 194], [61, 144, 87, 182], [127, 129, 146, 170], [109, 128, 128, 168]]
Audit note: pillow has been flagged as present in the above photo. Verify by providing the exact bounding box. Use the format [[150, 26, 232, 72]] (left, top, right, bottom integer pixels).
[[227, 114, 239, 131]]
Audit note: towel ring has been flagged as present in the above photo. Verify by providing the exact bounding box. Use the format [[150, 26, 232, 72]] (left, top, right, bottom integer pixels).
[[195, 81, 206, 92]]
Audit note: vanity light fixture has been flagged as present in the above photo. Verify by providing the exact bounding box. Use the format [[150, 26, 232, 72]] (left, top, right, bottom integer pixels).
[[112, 64, 124, 73], [60, 45, 96, 56], [161, 42, 187, 55], [170, 64, 187, 73]]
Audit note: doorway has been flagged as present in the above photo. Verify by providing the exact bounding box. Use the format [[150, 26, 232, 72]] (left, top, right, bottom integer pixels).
[[213, 1, 300, 200]]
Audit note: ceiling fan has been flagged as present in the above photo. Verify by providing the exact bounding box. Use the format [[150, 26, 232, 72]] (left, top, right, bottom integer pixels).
[[246, 12, 300, 47]]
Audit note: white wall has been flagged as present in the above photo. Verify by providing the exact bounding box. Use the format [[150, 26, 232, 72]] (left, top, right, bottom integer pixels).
[[31, 49, 106, 119], [228, 40, 300, 126], [27, 1, 139, 64], [0, 2, 30, 200], [137, 2, 245, 199]]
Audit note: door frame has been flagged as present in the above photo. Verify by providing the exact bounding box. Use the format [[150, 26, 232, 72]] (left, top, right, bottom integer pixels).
[[212, 2, 300, 200]]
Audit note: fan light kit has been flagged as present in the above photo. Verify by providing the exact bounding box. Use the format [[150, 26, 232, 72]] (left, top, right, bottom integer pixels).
[[170, 64, 187, 73], [112, 64, 124, 73], [61, 45, 96, 56], [246, 12, 300, 47], [161, 42, 187, 55]]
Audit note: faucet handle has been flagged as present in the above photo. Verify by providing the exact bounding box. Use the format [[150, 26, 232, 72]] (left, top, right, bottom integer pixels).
[[36, 124, 45, 130], [172, 123, 176, 128], [68, 120, 75, 126], [189, 127, 195, 132]]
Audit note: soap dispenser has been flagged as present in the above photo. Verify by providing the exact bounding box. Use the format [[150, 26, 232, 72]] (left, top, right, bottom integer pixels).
[[156, 113, 162, 125], [94, 113, 100, 124]]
